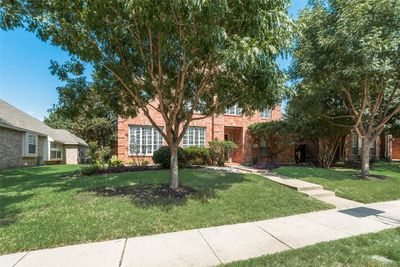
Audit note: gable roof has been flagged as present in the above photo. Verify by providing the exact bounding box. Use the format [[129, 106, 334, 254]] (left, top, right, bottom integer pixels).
[[0, 99, 88, 146]]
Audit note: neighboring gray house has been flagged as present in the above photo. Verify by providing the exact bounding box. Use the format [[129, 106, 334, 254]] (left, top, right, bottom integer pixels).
[[0, 99, 88, 169]]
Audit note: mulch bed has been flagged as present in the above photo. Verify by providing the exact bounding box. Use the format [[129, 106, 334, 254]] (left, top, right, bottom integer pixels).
[[352, 174, 389, 180], [91, 184, 197, 206], [97, 165, 162, 174]]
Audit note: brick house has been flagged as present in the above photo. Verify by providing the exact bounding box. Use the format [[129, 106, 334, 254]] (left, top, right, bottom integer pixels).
[[118, 104, 295, 165], [117, 101, 400, 165], [297, 133, 400, 164], [0, 99, 88, 169]]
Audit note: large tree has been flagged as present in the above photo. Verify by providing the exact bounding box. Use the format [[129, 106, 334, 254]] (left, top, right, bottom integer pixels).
[[1, 0, 293, 189], [292, 0, 400, 177], [44, 68, 118, 148], [286, 86, 351, 168]]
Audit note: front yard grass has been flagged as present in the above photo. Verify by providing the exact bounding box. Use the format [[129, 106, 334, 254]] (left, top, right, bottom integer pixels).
[[225, 228, 400, 267], [276, 162, 400, 203], [0, 165, 331, 254]]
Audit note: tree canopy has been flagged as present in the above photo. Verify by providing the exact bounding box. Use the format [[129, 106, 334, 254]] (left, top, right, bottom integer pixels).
[[292, 0, 400, 176], [44, 73, 118, 148], [1, 0, 293, 189], [248, 120, 293, 164]]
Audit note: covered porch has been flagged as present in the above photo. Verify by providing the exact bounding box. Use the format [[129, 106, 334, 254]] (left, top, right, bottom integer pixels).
[[224, 126, 244, 163]]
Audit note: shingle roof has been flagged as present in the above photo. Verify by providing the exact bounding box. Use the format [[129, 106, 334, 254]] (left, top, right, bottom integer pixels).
[[0, 99, 88, 146]]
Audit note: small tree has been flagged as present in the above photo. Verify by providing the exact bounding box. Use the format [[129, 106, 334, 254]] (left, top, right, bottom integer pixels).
[[248, 121, 293, 164], [209, 141, 238, 166], [292, 0, 400, 177]]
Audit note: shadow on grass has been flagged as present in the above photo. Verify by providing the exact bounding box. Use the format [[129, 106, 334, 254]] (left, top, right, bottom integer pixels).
[[85, 170, 249, 209], [90, 184, 201, 208], [0, 166, 249, 220], [0, 194, 35, 227]]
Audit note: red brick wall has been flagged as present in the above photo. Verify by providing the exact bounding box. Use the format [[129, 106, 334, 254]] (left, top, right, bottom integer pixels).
[[118, 103, 281, 164], [342, 134, 382, 161]]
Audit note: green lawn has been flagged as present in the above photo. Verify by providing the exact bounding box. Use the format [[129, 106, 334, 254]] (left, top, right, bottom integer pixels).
[[276, 162, 400, 203], [0, 165, 331, 254], [224, 228, 400, 267]]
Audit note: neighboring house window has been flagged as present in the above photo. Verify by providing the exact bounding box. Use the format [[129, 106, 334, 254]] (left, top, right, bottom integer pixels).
[[24, 133, 38, 156], [260, 109, 272, 119], [50, 142, 62, 159], [28, 135, 36, 154], [225, 104, 242, 116], [182, 127, 206, 147], [352, 133, 358, 155], [129, 125, 163, 155]]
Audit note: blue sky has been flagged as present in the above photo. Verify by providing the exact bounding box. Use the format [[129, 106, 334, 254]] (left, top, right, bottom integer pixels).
[[0, 1, 306, 121]]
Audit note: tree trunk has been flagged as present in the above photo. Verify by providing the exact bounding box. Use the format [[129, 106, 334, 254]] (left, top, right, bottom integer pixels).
[[361, 138, 370, 179], [169, 144, 179, 190]]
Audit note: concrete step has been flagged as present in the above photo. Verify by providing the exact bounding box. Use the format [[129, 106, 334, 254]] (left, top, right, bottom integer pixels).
[[304, 190, 335, 198], [297, 185, 324, 192], [314, 196, 362, 209]]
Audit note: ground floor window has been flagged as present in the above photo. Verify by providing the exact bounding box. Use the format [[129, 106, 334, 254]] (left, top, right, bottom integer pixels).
[[182, 127, 206, 147], [352, 133, 358, 155], [24, 133, 38, 156], [129, 125, 163, 155], [352, 133, 377, 157], [50, 142, 62, 159], [28, 135, 37, 154]]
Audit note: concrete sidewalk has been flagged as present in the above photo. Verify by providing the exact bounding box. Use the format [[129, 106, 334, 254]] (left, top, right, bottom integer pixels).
[[2, 200, 399, 267]]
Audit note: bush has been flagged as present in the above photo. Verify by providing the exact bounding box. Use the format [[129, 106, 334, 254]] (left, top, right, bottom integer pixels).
[[87, 142, 99, 164], [81, 164, 101, 176], [152, 146, 187, 168], [209, 141, 238, 166], [87, 141, 110, 165], [184, 146, 211, 166], [108, 155, 124, 167]]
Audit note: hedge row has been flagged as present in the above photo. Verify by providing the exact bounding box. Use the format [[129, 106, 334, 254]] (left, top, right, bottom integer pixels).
[[152, 141, 238, 168]]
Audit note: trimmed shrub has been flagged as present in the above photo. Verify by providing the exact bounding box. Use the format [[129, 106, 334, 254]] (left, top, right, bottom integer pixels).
[[152, 146, 187, 168], [87, 141, 111, 165], [209, 141, 238, 166], [81, 164, 101, 175], [108, 155, 124, 167], [184, 146, 211, 166]]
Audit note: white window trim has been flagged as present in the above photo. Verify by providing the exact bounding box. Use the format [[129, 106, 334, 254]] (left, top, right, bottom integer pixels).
[[128, 125, 164, 156], [260, 109, 272, 119], [23, 133, 38, 157], [225, 104, 242, 116], [50, 142, 63, 160], [182, 127, 206, 147]]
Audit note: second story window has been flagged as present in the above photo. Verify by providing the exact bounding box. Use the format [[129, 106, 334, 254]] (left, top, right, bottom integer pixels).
[[260, 109, 272, 119], [225, 104, 242, 116]]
